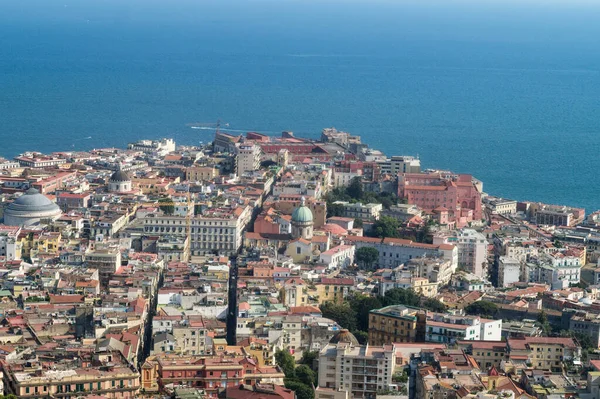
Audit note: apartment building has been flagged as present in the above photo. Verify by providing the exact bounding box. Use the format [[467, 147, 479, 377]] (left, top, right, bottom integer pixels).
[[426, 313, 502, 344], [498, 256, 522, 288], [507, 337, 580, 371], [86, 246, 122, 286], [457, 340, 507, 369], [0, 226, 22, 261], [346, 235, 457, 270], [127, 138, 176, 155], [142, 205, 252, 256], [237, 143, 261, 176], [2, 352, 140, 398], [318, 340, 399, 399], [377, 155, 421, 176], [368, 305, 427, 345], [332, 201, 382, 221], [141, 354, 285, 398], [434, 229, 488, 277]]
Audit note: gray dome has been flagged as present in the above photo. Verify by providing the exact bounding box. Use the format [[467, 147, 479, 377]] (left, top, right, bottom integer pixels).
[[4, 188, 61, 226], [110, 170, 131, 182], [9, 188, 59, 212]]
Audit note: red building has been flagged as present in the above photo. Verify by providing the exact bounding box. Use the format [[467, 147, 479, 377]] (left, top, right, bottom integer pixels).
[[141, 354, 285, 398], [398, 172, 482, 228]]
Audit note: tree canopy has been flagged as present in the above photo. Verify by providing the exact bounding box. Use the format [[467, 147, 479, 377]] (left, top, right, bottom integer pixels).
[[275, 349, 296, 379], [355, 247, 379, 270], [464, 301, 498, 317], [369, 216, 401, 238]]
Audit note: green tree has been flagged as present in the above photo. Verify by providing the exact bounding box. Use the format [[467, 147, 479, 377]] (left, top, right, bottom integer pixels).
[[537, 311, 552, 335], [350, 294, 383, 332], [296, 364, 317, 387], [275, 349, 296, 378], [300, 350, 319, 370], [464, 301, 498, 317], [284, 380, 314, 399], [353, 218, 364, 228], [347, 177, 364, 200], [353, 330, 369, 345], [355, 247, 379, 270], [380, 196, 394, 210], [369, 216, 400, 238], [327, 202, 345, 217], [381, 288, 420, 307], [422, 297, 447, 313], [158, 197, 175, 215], [320, 301, 357, 331]]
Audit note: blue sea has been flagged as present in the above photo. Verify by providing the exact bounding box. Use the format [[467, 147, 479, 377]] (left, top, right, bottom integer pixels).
[[1, 0, 600, 211]]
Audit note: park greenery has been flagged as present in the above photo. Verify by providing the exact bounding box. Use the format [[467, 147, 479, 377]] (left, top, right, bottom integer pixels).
[[325, 177, 400, 217], [464, 300, 499, 318], [276, 349, 319, 399], [320, 288, 447, 343], [326, 177, 433, 242]]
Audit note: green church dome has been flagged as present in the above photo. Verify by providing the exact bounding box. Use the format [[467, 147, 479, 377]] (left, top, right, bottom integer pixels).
[[292, 197, 313, 223]]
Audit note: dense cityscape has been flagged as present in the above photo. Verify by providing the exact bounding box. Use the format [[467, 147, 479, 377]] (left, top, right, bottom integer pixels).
[[0, 127, 599, 399]]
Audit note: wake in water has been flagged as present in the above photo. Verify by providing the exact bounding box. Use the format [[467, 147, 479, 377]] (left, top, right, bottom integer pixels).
[[190, 126, 279, 135]]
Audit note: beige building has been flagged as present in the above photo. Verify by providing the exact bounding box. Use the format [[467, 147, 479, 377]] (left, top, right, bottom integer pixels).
[[318, 331, 400, 399], [172, 322, 209, 355], [142, 205, 252, 256], [368, 305, 426, 345], [186, 166, 218, 181], [86, 246, 122, 286], [507, 337, 581, 372], [3, 354, 140, 398], [237, 143, 261, 176]]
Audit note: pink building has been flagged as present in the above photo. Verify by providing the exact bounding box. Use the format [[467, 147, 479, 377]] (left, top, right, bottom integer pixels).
[[399, 173, 482, 228]]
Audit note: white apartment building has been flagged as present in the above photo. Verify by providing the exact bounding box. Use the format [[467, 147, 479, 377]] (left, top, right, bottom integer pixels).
[[319, 245, 355, 270], [526, 253, 582, 290], [346, 236, 458, 271], [332, 201, 382, 221], [498, 256, 521, 288], [426, 314, 502, 344], [127, 138, 175, 156], [0, 226, 22, 261], [377, 155, 421, 176], [333, 170, 363, 188], [236, 143, 261, 176], [142, 205, 252, 256], [318, 342, 398, 399], [434, 228, 488, 277]]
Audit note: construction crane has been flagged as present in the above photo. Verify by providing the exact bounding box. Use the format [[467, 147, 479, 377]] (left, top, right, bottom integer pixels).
[[186, 120, 229, 134]]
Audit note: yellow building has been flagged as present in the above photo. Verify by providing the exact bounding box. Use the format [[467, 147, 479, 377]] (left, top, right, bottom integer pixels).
[[186, 166, 218, 181], [285, 238, 316, 263], [282, 277, 307, 307], [507, 337, 581, 372], [238, 337, 275, 367], [19, 231, 61, 259], [411, 277, 438, 298], [3, 354, 140, 398], [457, 340, 507, 369], [314, 277, 354, 304], [368, 305, 427, 345]]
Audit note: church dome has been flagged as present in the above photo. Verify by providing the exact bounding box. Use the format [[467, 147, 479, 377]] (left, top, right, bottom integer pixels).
[[292, 197, 313, 223], [4, 188, 62, 226], [329, 329, 359, 346], [110, 170, 131, 182]]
